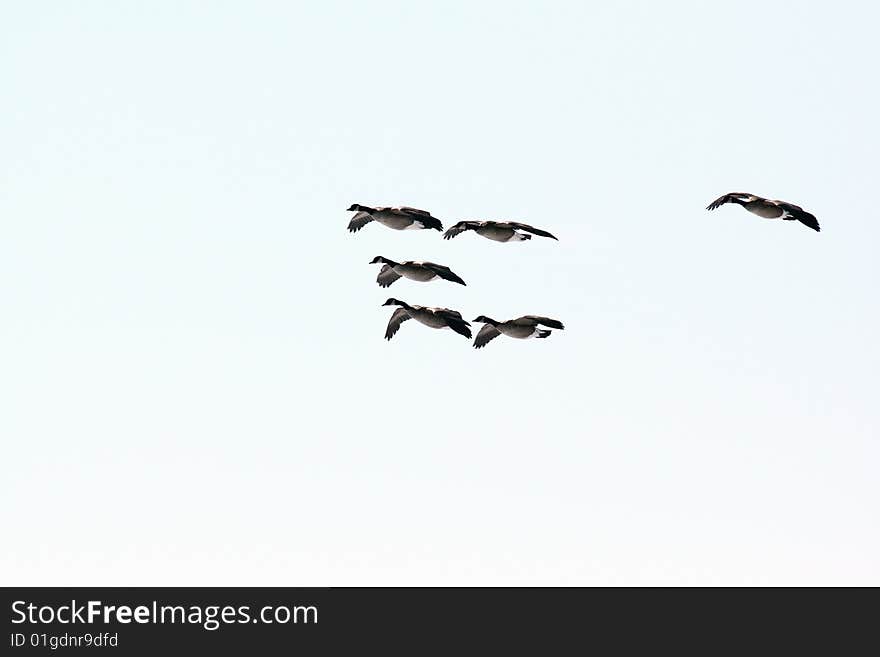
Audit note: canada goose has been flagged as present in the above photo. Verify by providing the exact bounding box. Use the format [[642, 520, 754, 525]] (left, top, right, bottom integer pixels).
[[369, 257, 466, 288], [443, 220, 558, 242], [382, 298, 472, 340], [471, 315, 565, 349], [347, 204, 443, 233], [706, 193, 820, 232]]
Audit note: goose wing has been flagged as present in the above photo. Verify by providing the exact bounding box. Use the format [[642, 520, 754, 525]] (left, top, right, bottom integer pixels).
[[384, 307, 411, 340], [506, 222, 558, 240], [430, 307, 464, 319], [393, 206, 443, 230], [773, 200, 820, 232], [420, 261, 466, 286], [433, 308, 472, 338], [396, 206, 432, 217], [706, 192, 759, 211], [347, 211, 374, 232], [520, 315, 565, 330], [473, 324, 501, 349], [376, 264, 402, 288], [443, 221, 479, 240]]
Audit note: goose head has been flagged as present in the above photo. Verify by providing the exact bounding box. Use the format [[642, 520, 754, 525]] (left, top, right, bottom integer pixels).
[[347, 203, 370, 212], [473, 315, 499, 325], [370, 256, 393, 265], [383, 298, 406, 307]]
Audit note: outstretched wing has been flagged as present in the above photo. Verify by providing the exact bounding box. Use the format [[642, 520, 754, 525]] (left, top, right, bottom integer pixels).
[[385, 307, 411, 340], [775, 200, 820, 232], [347, 211, 374, 232], [794, 210, 820, 232], [506, 222, 558, 240], [396, 206, 432, 216], [521, 315, 565, 330], [443, 221, 477, 240], [706, 192, 757, 211], [376, 264, 402, 288], [473, 324, 501, 349], [433, 308, 471, 338], [431, 307, 464, 319], [420, 262, 466, 286], [446, 317, 472, 339], [394, 207, 443, 231]]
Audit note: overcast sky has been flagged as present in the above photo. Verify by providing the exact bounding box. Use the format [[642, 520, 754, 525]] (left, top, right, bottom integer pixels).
[[2, 1, 878, 585]]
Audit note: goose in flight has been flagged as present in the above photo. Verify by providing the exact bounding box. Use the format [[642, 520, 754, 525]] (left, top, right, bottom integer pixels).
[[382, 299, 472, 340], [472, 315, 565, 349], [347, 204, 443, 233], [706, 193, 820, 232], [442, 220, 558, 242], [369, 257, 466, 288]]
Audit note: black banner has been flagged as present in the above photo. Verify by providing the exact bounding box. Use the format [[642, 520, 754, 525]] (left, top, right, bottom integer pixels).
[[1, 587, 872, 653]]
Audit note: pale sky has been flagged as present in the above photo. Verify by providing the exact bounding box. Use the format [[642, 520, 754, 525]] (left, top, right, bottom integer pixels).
[[2, 1, 878, 585]]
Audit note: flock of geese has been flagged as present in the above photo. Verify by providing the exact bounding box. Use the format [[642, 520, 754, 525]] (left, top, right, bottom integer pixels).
[[347, 193, 819, 349]]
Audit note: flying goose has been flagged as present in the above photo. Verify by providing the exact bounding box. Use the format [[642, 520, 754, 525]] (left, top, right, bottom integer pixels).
[[370, 257, 466, 288], [472, 315, 565, 349], [347, 204, 443, 233], [382, 298, 472, 340], [706, 193, 820, 232], [442, 220, 558, 242]]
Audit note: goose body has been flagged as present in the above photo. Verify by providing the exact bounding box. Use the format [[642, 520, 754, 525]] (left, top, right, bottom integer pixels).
[[443, 220, 558, 242], [347, 204, 443, 233], [706, 193, 820, 232], [382, 298, 472, 340], [370, 257, 466, 288], [472, 315, 565, 349]]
